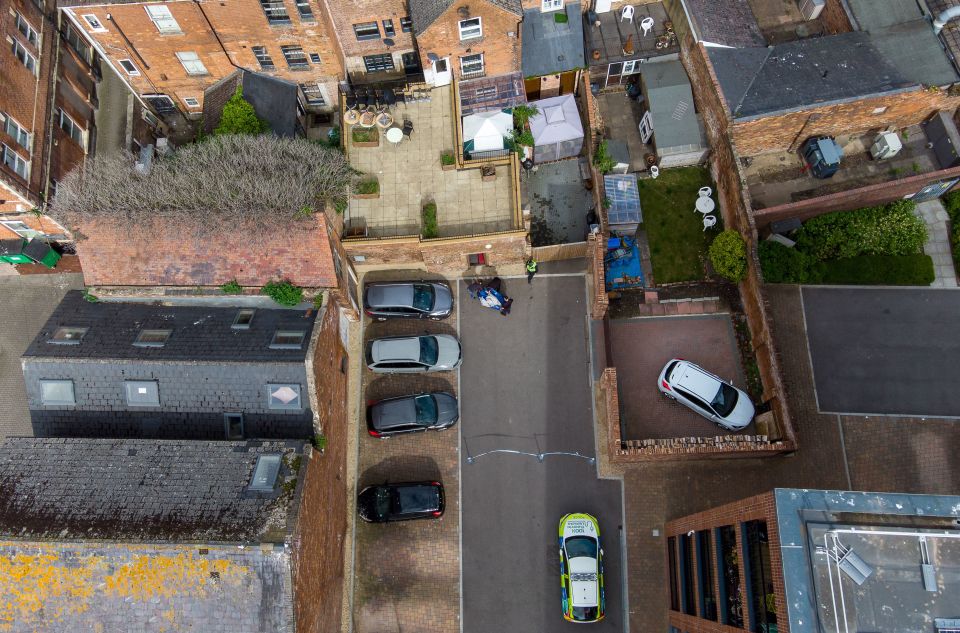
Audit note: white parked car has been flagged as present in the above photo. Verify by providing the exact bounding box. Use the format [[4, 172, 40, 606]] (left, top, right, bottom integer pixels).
[[657, 358, 755, 431], [366, 334, 462, 373]]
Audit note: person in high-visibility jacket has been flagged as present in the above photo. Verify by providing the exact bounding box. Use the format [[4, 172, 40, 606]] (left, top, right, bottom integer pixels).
[[526, 258, 538, 284]]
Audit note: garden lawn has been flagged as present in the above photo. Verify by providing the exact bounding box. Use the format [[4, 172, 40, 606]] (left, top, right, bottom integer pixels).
[[637, 166, 719, 283]]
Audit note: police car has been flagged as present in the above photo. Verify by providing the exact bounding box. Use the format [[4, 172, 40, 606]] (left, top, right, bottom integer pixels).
[[559, 513, 605, 623]]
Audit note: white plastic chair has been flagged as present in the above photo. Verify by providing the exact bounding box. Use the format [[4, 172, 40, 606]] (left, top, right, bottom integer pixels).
[[620, 5, 634, 22], [649, 165, 659, 179], [640, 16, 654, 36], [702, 215, 717, 231], [698, 186, 712, 198]]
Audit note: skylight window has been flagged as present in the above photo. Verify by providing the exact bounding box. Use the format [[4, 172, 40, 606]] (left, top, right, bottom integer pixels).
[[48, 326, 88, 344], [124, 380, 160, 406], [267, 383, 302, 409], [248, 454, 282, 491], [270, 330, 305, 349], [40, 379, 75, 405], [134, 329, 172, 347], [232, 309, 256, 330]]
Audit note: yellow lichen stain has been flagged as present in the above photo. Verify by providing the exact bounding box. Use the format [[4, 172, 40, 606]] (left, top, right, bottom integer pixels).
[[105, 552, 247, 601], [0, 550, 98, 626]]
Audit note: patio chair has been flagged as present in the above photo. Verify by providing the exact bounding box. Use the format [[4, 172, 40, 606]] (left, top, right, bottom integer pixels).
[[383, 88, 397, 107], [640, 16, 654, 36], [402, 119, 414, 138], [620, 4, 634, 22], [702, 215, 717, 231], [698, 186, 713, 198]]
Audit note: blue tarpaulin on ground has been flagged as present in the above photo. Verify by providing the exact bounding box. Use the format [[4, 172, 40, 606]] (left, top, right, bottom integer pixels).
[[605, 236, 645, 290]]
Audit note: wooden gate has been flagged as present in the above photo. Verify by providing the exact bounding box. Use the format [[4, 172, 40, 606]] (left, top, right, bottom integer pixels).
[[532, 241, 588, 262]]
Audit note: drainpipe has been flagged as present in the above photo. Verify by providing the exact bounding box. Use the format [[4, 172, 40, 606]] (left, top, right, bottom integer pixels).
[[934, 6, 960, 35], [192, 0, 246, 72]]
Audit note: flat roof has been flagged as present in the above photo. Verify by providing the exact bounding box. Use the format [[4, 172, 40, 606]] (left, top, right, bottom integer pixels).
[[521, 3, 585, 78]]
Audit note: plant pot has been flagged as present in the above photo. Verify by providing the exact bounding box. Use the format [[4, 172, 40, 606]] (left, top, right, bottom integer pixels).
[[481, 165, 496, 182], [441, 152, 456, 170], [352, 192, 380, 199], [441, 162, 456, 171], [592, 49, 601, 61]]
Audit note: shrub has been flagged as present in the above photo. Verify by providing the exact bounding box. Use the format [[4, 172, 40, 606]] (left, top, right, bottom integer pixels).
[[220, 279, 243, 294], [795, 200, 927, 261], [708, 230, 748, 282], [758, 241, 823, 283], [819, 254, 935, 286], [441, 151, 455, 166], [261, 280, 304, 306], [512, 104, 539, 130], [593, 140, 616, 174], [422, 202, 439, 238], [943, 191, 960, 222], [214, 86, 268, 136], [355, 178, 379, 195], [514, 129, 534, 147]]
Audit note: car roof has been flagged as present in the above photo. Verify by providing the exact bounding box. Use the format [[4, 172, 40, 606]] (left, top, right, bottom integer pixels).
[[371, 336, 421, 362], [395, 484, 440, 512], [674, 363, 722, 400], [367, 283, 416, 307]]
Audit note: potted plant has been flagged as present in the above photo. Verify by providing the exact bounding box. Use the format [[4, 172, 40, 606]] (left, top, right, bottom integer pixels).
[[441, 150, 456, 171], [352, 177, 380, 199], [481, 165, 496, 182], [351, 127, 380, 147]]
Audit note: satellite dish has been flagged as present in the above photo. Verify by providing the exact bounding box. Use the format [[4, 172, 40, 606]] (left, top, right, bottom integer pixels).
[[384, 38, 395, 47], [522, 159, 534, 170], [427, 52, 439, 62]]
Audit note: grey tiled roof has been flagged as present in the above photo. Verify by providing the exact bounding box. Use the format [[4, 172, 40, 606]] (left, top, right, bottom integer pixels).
[[410, 0, 522, 34], [682, 0, 764, 48], [24, 290, 316, 363], [0, 437, 306, 542], [521, 4, 585, 78], [708, 32, 916, 120]]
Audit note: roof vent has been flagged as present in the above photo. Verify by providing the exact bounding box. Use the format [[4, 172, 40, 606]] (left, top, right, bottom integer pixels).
[[249, 454, 282, 491]]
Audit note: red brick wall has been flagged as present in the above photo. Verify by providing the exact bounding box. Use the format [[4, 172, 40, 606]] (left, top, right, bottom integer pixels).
[[292, 303, 349, 633], [322, 0, 415, 79], [343, 231, 529, 271], [416, 1, 521, 80], [588, 233, 608, 319]]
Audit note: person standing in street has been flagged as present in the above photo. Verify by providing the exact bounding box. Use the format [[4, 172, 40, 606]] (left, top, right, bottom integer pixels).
[[526, 258, 538, 284]]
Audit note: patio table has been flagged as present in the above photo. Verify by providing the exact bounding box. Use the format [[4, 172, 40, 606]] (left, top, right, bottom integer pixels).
[[385, 126, 403, 144], [375, 112, 395, 129], [343, 109, 360, 126], [695, 196, 715, 215], [358, 111, 376, 128]]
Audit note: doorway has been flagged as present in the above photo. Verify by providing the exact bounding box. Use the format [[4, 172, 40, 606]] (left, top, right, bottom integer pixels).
[[432, 57, 452, 86]]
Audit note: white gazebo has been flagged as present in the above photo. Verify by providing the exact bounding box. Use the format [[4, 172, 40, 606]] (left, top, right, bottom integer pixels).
[[529, 94, 584, 164], [462, 109, 513, 157]]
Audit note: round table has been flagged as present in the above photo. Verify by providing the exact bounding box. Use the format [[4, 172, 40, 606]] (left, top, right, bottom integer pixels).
[[343, 109, 360, 126], [695, 196, 715, 215], [385, 127, 404, 144], [358, 111, 376, 128], [375, 112, 395, 129]]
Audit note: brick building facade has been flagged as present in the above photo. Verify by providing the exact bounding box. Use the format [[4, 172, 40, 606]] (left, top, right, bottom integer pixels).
[[321, 0, 418, 82]]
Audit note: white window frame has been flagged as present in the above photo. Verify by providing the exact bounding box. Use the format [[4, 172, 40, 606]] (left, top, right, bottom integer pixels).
[[58, 109, 85, 148], [1, 219, 36, 238], [266, 383, 302, 410], [65, 24, 92, 62], [12, 39, 38, 74], [622, 59, 642, 75], [458, 17, 482, 40], [300, 82, 327, 106], [118, 59, 140, 76], [252, 45, 275, 69], [183, 97, 200, 108], [460, 53, 484, 75], [281, 45, 308, 69], [145, 5, 181, 34], [541, 0, 564, 12], [176, 51, 208, 75], [1, 146, 29, 180], [15, 13, 40, 47], [3, 114, 31, 151], [82, 14, 107, 33]]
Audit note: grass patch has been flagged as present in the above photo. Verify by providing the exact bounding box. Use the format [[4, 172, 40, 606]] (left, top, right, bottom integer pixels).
[[441, 151, 455, 166], [637, 166, 718, 283], [355, 178, 379, 195], [819, 254, 935, 285], [352, 127, 378, 143], [554, 12, 568, 23]]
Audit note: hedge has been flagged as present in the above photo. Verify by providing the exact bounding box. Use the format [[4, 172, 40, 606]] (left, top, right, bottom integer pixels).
[[708, 230, 747, 282], [943, 191, 960, 271], [819, 254, 935, 286], [758, 241, 821, 283], [794, 199, 927, 261]]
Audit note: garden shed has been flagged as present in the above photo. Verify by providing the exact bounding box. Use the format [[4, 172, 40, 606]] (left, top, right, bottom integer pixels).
[[529, 94, 584, 164], [641, 60, 707, 168]]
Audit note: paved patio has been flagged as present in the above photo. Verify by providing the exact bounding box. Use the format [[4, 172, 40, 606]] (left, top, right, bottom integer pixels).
[[524, 159, 593, 245], [345, 85, 516, 238], [597, 93, 651, 173], [915, 199, 958, 288]]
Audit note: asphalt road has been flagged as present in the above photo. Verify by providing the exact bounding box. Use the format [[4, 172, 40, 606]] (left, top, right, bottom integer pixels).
[[802, 287, 960, 417], [459, 275, 625, 633]]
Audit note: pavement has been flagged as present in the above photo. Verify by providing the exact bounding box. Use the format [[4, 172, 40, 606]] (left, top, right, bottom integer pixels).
[[915, 199, 958, 288], [458, 275, 625, 633], [0, 273, 84, 437], [801, 286, 960, 417]]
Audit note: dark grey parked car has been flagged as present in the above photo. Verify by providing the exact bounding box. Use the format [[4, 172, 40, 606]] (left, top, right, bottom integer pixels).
[[367, 392, 459, 437], [357, 481, 445, 522], [364, 281, 453, 320]]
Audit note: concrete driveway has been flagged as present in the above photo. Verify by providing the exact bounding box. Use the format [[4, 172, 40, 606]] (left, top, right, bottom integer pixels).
[[459, 275, 625, 632], [802, 287, 960, 417]]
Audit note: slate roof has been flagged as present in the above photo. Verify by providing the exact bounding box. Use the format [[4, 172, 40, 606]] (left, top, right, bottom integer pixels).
[[24, 290, 316, 363], [708, 32, 917, 120], [409, 0, 522, 34], [521, 3, 585, 78], [643, 60, 706, 153], [242, 72, 301, 137], [0, 437, 306, 542], [682, 0, 764, 48]]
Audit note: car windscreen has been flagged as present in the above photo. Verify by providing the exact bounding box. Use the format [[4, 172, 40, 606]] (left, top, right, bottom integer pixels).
[[572, 606, 599, 621], [374, 488, 391, 520], [412, 284, 434, 312], [419, 336, 439, 365], [565, 536, 598, 560], [711, 383, 739, 417], [414, 395, 438, 425]]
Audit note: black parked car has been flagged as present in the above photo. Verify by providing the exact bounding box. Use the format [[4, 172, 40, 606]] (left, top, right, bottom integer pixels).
[[357, 481, 445, 523], [364, 281, 454, 320], [367, 392, 459, 437]]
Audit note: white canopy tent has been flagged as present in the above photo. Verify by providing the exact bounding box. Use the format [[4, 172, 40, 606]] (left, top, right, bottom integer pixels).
[[462, 109, 513, 154], [529, 94, 584, 164]]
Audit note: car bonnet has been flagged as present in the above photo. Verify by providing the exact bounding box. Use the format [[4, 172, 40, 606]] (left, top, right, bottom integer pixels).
[[433, 335, 461, 366]]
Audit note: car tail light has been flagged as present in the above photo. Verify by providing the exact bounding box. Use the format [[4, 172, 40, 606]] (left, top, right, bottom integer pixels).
[[368, 429, 381, 437], [661, 380, 671, 390], [366, 399, 376, 406], [431, 481, 441, 487], [432, 510, 443, 517]]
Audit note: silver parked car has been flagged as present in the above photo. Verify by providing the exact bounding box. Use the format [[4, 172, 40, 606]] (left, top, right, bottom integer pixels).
[[367, 392, 459, 437], [364, 281, 453, 320], [657, 359, 755, 431], [366, 334, 462, 373]]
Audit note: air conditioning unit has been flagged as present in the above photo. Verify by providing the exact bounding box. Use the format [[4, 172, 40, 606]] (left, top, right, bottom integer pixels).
[[797, 0, 825, 20], [870, 131, 903, 160]]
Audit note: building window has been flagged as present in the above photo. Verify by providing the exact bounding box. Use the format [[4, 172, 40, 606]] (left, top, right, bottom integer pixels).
[[118, 59, 140, 76], [143, 95, 176, 116], [467, 252, 486, 266], [542, 0, 564, 11], [224, 413, 244, 439], [134, 329, 172, 347], [252, 46, 275, 70], [183, 97, 200, 108], [295, 0, 314, 20], [16, 14, 40, 47], [872, 106, 888, 115], [40, 380, 75, 405], [81, 14, 106, 32], [65, 24, 91, 62], [460, 53, 484, 76], [679, 534, 696, 616], [1, 145, 29, 180], [266, 383, 302, 410], [300, 82, 326, 105], [48, 326, 88, 344], [475, 85, 497, 99], [667, 536, 679, 611], [400, 16, 412, 32], [232, 308, 256, 329], [744, 521, 777, 633], [383, 19, 395, 37], [145, 5, 181, 33], [308, 52, 321, 63], [12, 40, 38, 74], [353, 21, 380, 41], [259, 0, 291, 24], [281, 45, 308, 69], [270, 329, 305, 349], [58, 109, 85, 147], [717, 525, 744, 628], [697, 530, 718, 621], [3, 114, 31, 150], [176, 52, 208, 75], [248, 454, 281, 490], [363, 53, 394, 73], [124, 380, 160, 407], [458, 17, 482, 40]]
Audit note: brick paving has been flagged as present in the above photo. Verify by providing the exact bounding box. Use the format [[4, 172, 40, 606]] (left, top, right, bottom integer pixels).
[[352, 272, 461, 633]]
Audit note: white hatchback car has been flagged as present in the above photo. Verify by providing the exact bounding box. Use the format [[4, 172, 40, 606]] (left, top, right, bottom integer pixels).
[[657, 358, 755, 431], [366, 334, 462, 373]]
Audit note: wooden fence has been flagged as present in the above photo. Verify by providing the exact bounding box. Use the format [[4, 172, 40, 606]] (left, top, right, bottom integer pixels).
[[532, 241, 588, 261]]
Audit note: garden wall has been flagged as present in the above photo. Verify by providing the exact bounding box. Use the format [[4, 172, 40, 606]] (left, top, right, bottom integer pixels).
[[342, 230, 530, 273]]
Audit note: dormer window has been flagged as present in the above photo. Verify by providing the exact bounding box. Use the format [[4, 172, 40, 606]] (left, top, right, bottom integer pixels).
[[48, 326, 88, 344], [134, 329, 172, 347]]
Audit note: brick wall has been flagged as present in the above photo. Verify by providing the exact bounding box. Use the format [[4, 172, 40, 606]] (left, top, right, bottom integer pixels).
[[292, 302, 348, 633], [322, 0, 415, 79], [588, 233, 608, 319], [343, 230, 529, 271], [416, 1, 521, 80]]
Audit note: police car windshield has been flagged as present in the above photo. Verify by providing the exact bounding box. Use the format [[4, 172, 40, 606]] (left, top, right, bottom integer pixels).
[[565, 536, 598, 559]]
